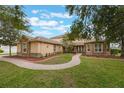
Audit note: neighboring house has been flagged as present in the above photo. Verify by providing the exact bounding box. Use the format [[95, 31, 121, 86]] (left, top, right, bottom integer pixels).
[[51, 35, 111, 56], [0, 45, 17, 54], [110, 43, 121, 49], [17, 36, 63, 58]]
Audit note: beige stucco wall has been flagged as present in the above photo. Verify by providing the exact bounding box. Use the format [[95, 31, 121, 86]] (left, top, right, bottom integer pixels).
[[17, 43, 21, 53], [85, 44, 93, 55], [55, 45, 62, 53], [30, 41, 63, 57], [39, 43, 54, 56], [39, 43, 63, 56], [30, 42, 39, 53]]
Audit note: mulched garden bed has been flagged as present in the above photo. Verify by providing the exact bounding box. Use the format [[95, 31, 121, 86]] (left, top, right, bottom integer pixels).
[[3, 54, 59, 62]]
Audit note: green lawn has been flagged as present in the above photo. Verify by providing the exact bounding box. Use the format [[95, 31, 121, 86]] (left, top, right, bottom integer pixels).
[[39, 53, 72, 64], [0, 55, 124, 88]]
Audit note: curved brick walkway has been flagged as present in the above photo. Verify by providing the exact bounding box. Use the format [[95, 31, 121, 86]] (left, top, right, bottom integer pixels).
[[0, 54, 81, 70]]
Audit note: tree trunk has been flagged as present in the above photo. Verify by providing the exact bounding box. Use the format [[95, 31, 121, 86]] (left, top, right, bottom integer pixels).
[[9, 45, 12, 56], [121, 39, 124, 57]]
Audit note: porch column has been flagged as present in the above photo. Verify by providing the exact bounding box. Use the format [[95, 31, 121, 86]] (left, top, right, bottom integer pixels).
[[21, 42, 22, 55], [76, 46, 78, 53], [79, 46, 81, 52], [78, 46, 80, 53], [80, 46, 82, 52], [79, 46, 81, 53], [78, 46, 81, 53], [77, 46, 78, 53], [82, 46, 84, 52]]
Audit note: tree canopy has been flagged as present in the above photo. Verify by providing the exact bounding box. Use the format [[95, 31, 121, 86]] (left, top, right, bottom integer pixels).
[[66, 5, 124, 57], [0, 5, 30, 56]]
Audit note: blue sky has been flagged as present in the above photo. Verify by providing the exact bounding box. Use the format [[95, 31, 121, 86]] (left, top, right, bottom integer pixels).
[[24, 5, 76, 38]]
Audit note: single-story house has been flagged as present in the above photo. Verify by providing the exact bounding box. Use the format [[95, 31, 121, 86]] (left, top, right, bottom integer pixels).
[[17, 35, 111, 58], [51, 35, 111, 56], [17, 36, 63, 58]]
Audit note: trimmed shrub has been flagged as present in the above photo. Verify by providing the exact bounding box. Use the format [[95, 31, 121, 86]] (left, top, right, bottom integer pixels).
[[0, 49, 4, 53], [30, 53, 43, 58], [64, 46, 73, 53], [111, 49, 121, 55]]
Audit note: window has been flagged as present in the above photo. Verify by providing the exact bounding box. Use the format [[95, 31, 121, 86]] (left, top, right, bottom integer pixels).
[[95, 43, 102, 52], [87, 44, 90, 51], [22, 43, 27, 53]]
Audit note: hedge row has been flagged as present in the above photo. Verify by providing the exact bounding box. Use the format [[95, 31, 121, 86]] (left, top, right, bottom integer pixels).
[[111, 49, 121, 55]]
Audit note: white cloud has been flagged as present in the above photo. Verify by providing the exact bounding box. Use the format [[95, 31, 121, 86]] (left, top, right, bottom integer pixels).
[[41, 25, 70, 33], [32, 30, 53, 37], [39, 12, 73, 19], [55, 25, 71, 32], [50, 12, 73, 19], [32, 10, 39, 14], [28, 17, 70, 33], [29, 8, 73, 37], [42, 31, 53, 35], [60, 21, 64, 24], [40, 13, 50, 19], [31, 9, 73, 19], [29, 17, 59, 27]]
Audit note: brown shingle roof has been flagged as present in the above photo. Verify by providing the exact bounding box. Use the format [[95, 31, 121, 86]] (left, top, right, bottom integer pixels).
[[72, 42, 84, 46], [84, 40, 106, 44], [29, 36, 63, 45], [50, 34, 64, 39]]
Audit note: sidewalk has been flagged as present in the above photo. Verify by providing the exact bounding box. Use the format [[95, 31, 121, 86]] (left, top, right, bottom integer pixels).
[[0, 54, 81, 70]]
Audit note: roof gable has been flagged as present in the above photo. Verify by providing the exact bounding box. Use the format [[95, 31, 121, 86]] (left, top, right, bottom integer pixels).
[[30, 36, 62, 45]]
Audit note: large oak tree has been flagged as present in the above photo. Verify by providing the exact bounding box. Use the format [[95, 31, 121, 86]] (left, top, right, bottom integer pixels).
[[66, 5, 124, 57]]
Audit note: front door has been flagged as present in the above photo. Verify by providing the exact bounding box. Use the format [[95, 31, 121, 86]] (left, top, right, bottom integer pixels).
[[78, 46, 83, 53], [21, 43, 28, 55]]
